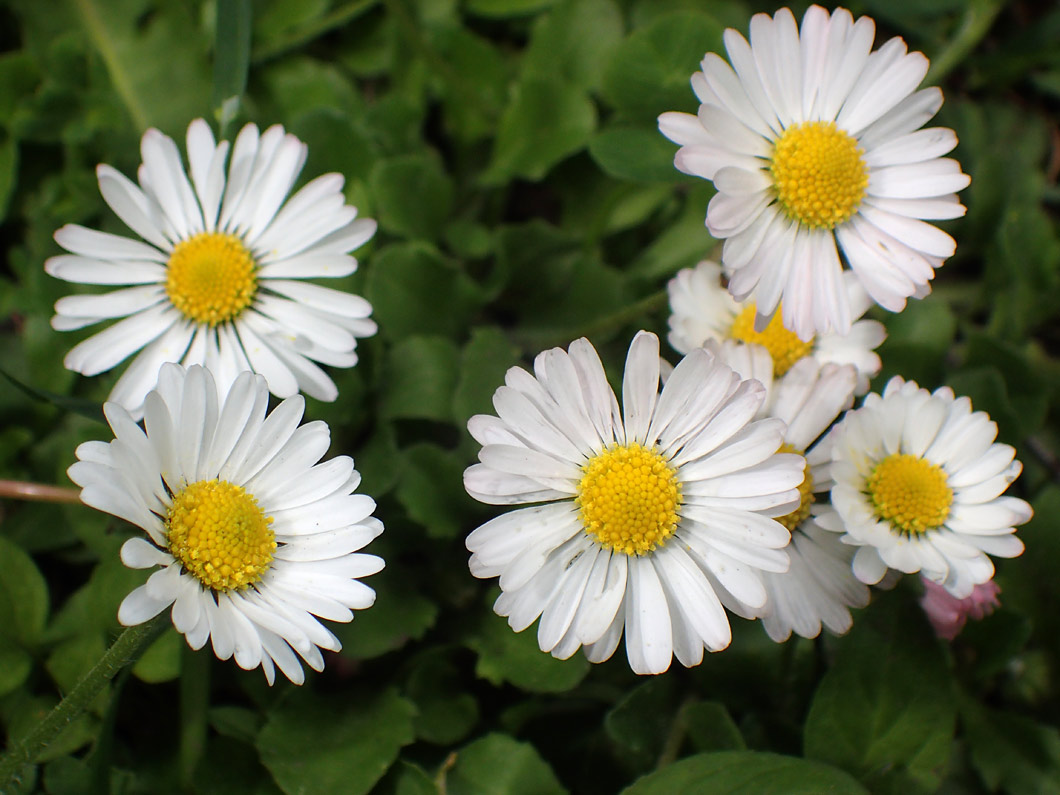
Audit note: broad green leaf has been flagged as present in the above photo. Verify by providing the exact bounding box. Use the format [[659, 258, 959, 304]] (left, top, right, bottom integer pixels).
[[484, 77, 596, 183], [0, 643, 32, 697], [371, 153, 455, 240], [464, 0, 558, 18], [446, 733, 566, 795], [621, 751, 868, 794], [407, 651, 479, 745], [380, 335, 460, 422], [589, 124, 685, 184], [45, 631, 106, 692], [396, 442, 474, 538], [334, 568, 438, 659], [0, 535, 49, 645], [803, 603, 956, 791], [428, 26, 508, 143], [875, 298, 957, 388], [193, 735, 274, 795], [471, 610, 590, 694], [601, 11, 724, 122], [523, 0, 624, 92], [257, 689, 415, 795], [684, 701, 746, 752], [604, 678, 679, 770], [131, 627, 182, 683], [962, 698, 1060, 794], [452, 327, 521, 424]]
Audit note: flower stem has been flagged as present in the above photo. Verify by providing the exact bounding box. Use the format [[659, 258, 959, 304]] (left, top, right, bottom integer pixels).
[[0, 480, 82, 504], [0, 615, 168, 790], [925, 0, 1006, 85]]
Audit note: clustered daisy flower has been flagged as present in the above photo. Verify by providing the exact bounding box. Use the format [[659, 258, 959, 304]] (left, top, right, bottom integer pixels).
[[463, 331, 806, 674], [668, 259, 885, 393], [822, 376, 1031, 598], [47, 119, 377, 418], [658, 4, 970, 339], [712, 343, 869, 641], [68, 364, 384, 684]]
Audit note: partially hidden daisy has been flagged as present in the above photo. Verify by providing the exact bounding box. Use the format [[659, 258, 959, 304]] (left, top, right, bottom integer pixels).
[[668, 260, 884, 393], [47, 119, 377, 418], [821, 376, 1031, 599], [714, 342, 869, 641], [658, 5, 970, 340], [68, 363, 384, 684], [463, 331, 806, 675]]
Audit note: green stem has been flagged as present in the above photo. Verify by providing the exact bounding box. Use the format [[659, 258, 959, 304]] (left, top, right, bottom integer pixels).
[[251, 0, 380, 64], [656, 695, 695, 769], [925, 0, 1006, 85], [0, 615, 167, 790], [70, 0, 150, 131], [179, 645, 210, 789]]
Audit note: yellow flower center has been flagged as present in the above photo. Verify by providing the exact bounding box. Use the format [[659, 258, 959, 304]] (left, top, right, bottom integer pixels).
[[866, 453, 953, 536], [165, 232, 257, 325], [770, 121, 868, 229], [166, 479, 276, 592], [576, 443, 682, 556], [775, 444, 813, 533], [730, 303, 814, 376]]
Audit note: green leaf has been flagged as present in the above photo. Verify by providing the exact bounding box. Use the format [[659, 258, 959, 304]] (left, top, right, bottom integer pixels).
[[522, 0, 624, 92], [0, 535, 49, 645], [601, 11, 725, 122], [380, 335, 460, 422], [446, 733, 566, 795], [874, 298, 957, 388], [365, 243, 484, 340], [131, 627, 183, 684], [464, 0, 558, 18], [371, 153, 455, 240], [589, 124, 685, 183], [396, 442, 474, 538], [962, 698, 1060, 794], [0, 132, 17, 221], [333, 567, 438, 659], [803, 603, 956, 791], [452, 327, 520, 424], [684, 701, 746, 752], [407, 651, 479, 745], [621, 751, 868, 794], [0, 644, 32, 697], [484, 77, 597, 183], [604, 678, 679, 770], [257, 689, 415, 795], [212, 0, 252, 129], [471, 610, 590, 694]]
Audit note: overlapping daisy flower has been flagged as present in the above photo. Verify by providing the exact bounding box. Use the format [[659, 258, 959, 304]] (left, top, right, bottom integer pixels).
[[463, 331, 806, 675], [47, 119, 377, 418], [713, 342, 869, 641], [658, 5, 970, 340], [820, 376, 1031, 599], [668, 259, 884, 393], [68, 363, 384, 684]]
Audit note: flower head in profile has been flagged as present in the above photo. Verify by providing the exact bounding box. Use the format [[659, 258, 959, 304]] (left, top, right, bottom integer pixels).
[[714, 342, 869, 641], [668, 260, 884, 393], [48, 119, 377, 418], [658, 5, 970, 340], [463, 331, 805, 675], [919, 576, 1000, 641], [822, 376, 1031, 598], [68, 364, 384, 684]]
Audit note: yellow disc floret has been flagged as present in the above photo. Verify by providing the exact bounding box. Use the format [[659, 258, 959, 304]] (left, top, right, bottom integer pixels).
[[730, 303, 814, 376], [576, 443, 682, 556], [166, 479, 276, 591], [165, 232, 257, 326], [770, 121, 868, 229], [866, 453, 953, 536], [775, 444, 813, 533]]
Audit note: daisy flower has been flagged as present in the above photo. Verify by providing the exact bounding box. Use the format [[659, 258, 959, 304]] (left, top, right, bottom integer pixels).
[[463, 331, 806, 675], [919, 576, 1001, 641], [822, 376, 1031, 599], [668, 260, 884, 393], [714, 342, 869, 641], [68, 363, 384, 685], [658, 5, 970, 340], [47, 119, 377, 418]]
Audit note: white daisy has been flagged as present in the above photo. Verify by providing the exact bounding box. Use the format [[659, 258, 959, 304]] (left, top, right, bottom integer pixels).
[[658, 5, 970, 340], [713, 342, 870, 641], [67, 363, 384, 684], [821, 376, 1031, 599], [668, 260, 884, 393], [463, 331, 805, 675], [47, 119, 377, 418]]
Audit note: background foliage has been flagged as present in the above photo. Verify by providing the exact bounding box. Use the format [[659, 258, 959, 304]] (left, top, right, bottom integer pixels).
[[1, 0, 1058, 792]]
